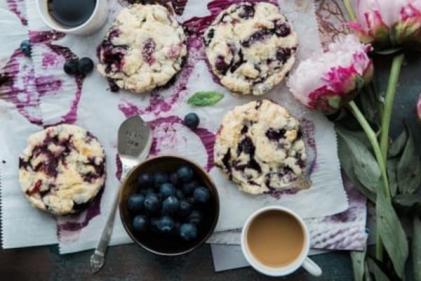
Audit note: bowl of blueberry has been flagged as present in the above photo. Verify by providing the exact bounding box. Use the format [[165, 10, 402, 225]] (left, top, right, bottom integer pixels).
[[119, 156, 220, 256]]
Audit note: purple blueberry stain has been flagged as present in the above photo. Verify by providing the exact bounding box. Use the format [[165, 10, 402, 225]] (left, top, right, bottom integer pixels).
[[6, 0, 28, 26], [142, 38, 156, 65]]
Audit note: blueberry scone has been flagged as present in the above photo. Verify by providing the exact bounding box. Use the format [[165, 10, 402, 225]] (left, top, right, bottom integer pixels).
[[19, 124, 106, 216], [97, 4, 187, 94], [204, 2, 298, 95], [214, 100, 307, 194]]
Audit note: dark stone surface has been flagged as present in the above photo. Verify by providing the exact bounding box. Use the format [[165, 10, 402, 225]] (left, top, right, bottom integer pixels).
[[0, 243, 353, 281]]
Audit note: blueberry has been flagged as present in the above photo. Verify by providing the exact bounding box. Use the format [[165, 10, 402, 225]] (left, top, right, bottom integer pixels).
[[183, 113, 200, 130], [78, 57, 94, 76], [154, 172, 169, 187], [127, 194, 145, 213], [179, 223, 198, 241], [132, 215, 148, 232], [188, 210, 202, 225], [176, 190, 185, 200], [150, 217, 160, 233], [140, 187, 155, 196], [182, 181, 197, 195], [64, 59, 79, 75], [177, 166, 194, 183], [193, 186, 210, 204], [162, 195, 179, 215], [138, 173, 153, 186], [144, 193, 161, 214], [20, 40, 31, 57], [169, 172, 179, 186], [178, 200, 192, 217], [157, 216, 175, 234], [160, 183, 176, 198]]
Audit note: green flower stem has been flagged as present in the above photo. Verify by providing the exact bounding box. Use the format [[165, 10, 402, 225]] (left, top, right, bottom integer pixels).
[[380, 54, 405, 161], [349, 101, 390, 197], [349, 101, 390, 260], [343, 0, 357, 21]]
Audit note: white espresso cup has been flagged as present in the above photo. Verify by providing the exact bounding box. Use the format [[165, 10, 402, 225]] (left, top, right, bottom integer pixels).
[[36, 0, 109, 35], [241, 206, 322, 277]]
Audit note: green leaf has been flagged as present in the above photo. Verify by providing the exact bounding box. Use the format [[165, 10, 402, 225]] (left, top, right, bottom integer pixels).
[[387, 159, 399, 197], [414, 216, 421, 281], [397, 129, 421, 194], [351, 251, 366, 281], [337, 131, 376, 203], [359, 89, 379, 127], [187, 91, 224, 106], [367, 258, 391, 281], [393, 193, 421, 208], [389, 129, 407, 158], [337, 127, 382, 193], [376, 191, 409, 278]]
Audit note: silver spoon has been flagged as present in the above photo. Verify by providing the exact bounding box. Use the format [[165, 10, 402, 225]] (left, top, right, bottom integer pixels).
[[90, 116, 152, 273]]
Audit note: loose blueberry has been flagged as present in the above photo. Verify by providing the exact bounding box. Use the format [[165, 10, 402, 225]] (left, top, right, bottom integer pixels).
[[20, 40, 31, 57], [64, 59, 79, 75], [177, 166, 194, 183], [154, 172, 169, 187], [183, 113, 200, 130], [182, 181, 197, 195], [193, 186, 210, 204], [188, 210, 203, 225], [160, 182, 176, 198], [132, 215, 148, 232], [157, 216, 175, 234], [144, 193, 161, 214], [162, 195, 179, 215], [138, 173, 153, 186], [178, 200, 192, 217], [179, 223, 198, 241], [78, 57, 94, 76], [127, 194, 145, 213]]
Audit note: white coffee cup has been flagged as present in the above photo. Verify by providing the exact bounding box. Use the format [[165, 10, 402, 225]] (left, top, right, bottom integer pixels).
[[36, 0, 109, 35], [241, 206, 322, 277]]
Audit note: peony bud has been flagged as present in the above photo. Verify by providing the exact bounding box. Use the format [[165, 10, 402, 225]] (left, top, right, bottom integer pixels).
[[349, 0, 421, 50], [288, 35, 373, 114]]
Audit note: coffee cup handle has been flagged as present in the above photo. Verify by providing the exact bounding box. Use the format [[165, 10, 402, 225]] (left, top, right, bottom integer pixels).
[[303, 257, 322, 277]]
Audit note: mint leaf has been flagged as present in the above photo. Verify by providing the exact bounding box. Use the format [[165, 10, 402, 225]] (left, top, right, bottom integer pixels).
[[187, 91, 224, 106]]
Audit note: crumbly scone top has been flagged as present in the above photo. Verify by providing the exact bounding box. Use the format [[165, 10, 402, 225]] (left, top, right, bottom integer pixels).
[[97, 4, 187, 94], [214, 100, 307, 194], [19, 124, 106, 215], [204, 2, 298, 95]]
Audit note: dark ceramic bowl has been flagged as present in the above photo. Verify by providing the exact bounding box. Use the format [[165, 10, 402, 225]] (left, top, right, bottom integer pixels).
[[119, 156, 220, 256]]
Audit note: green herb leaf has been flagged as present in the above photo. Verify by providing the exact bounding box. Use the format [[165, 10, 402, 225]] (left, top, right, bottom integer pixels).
[[367, 258, 391, 281], [414, 216, 421, 281], [393, 193, 421, 208], [187, 91, 224, 106], [389, 129, 407, 158], [351, 251, 366, 281], [376, 191, 409, 278], [337, 127, 381, 193], [397, 129, 421, 194], [387, 159, 399, 197]]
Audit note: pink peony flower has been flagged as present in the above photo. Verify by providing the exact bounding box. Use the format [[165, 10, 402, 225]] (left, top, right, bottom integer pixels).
[[349, 0, 421, 50], [288, 35, 373, 114], [418, 95, 421, 122]]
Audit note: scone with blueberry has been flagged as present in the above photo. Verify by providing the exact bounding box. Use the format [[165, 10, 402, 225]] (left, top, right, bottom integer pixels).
[[204, 2, 298, 95], [214, 100, 307, 194], [97, 4, 187, 93], [19, 124, 106, 216]]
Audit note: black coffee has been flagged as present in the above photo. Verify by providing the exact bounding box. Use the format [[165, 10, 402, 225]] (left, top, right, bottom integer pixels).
[[48, 0, 97, 28]]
